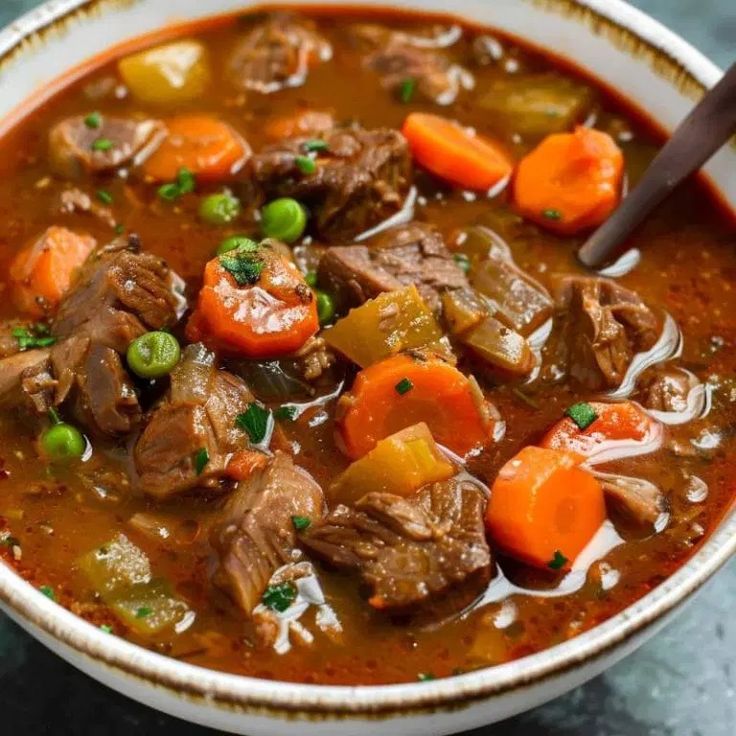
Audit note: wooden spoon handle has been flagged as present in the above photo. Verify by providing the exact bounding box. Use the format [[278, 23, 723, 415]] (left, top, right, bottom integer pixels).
[[578, 61, 736, 269]]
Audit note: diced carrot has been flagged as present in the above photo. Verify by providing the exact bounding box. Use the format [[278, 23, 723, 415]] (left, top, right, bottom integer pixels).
[[485, 446, 606, 570], [336, 354, 493, 459], [226, 449, 269, 481], [512, 126, 624, 235], [10, 226, 95, 318], [186, 243, 318, 358], [541, 401, 653, 459], [263, 109, 334, 141], [402, 112, 513, 191], [142, 115, 249, 182]]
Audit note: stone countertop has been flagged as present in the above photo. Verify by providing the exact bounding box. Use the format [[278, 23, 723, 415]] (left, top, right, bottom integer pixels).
[[0, 1, 733, 734]]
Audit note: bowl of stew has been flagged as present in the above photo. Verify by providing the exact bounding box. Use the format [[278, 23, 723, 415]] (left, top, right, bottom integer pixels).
[[0, 0, 733, 733]]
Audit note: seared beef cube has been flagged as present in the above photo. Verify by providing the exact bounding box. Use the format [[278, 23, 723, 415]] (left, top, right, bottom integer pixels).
[[301, 478, 491, 612], [351, 24, 473, 105], [555, 277, 660, 390], [134, 344, 255, 499], [319, 222, 466, 314], [640, 367, 696, 413], [228, 13, 332, 94], [212, 452, 325, 615], [0, 349, 55, 414], [49, 115, 165, 179], [600, 474, 666, 530], [251, 126, 412, 241]]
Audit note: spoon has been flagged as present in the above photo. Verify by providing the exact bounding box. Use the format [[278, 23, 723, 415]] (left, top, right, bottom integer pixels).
[[578, 61, 736, 270]]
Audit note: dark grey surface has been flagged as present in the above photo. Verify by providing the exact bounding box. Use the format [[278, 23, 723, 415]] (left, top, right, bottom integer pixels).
[[0, 1, 733, 734]]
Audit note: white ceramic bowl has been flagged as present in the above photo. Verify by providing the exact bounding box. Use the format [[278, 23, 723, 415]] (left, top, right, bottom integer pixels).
[[0, 2, 733, 734]]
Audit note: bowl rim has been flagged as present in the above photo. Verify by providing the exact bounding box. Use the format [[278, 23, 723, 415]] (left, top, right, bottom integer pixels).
[[0, 0, 734, 720]]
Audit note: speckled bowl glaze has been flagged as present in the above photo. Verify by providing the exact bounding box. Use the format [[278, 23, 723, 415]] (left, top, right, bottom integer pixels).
[[0, 2, 733, 734]]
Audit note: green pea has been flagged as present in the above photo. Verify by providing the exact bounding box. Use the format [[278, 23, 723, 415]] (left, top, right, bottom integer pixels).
[[41, 423, 86, 461], [304, 271, 318, 288], [216, 235, 259, 255], [199, 192, 241, 226], [316, 290, 335, 325], [127, 331, 181, 379], [261, 198, 307, 244]]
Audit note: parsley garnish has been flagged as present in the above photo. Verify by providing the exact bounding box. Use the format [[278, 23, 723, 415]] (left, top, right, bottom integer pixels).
[[0, 532, 20, 548], [291, 515, 311, 531], [219, 249, 264, 286], [565, 402, 598, 430], [84, 111, 102, 129], [236, 403, 271, 444], [400, 77, 417, 103], [453, 253, 471, 274], [548, 550, 568, 570], [100, 624, 113, 633], [194, 447, 209, 475], [12, 324, 56, 351], [262, 582, 297, 612], [273, 405, 298, 422], [541, 208, 562, 220], [395, 377, 413, 395], [135, 606, 153, 619], [39, 585, 56, 601], [157, 167, 196, 201], [303, 139, 329, 153], [295, 155, 316, 174], [114, 224, 125, 235], [97, 189, 113, 205], [91, 137, 114, 152], [417, 672, 436, 681]]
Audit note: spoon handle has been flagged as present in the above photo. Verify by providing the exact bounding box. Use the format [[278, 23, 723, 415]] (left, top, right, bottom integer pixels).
[[578, 61, 736, 269]]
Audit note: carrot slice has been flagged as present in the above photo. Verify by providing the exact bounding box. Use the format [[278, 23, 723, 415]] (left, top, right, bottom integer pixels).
[[226, 449, 270, 481], [336, 354, 493, 459], [142, 115, 249, 182], [402, 112, 513, 191], [10, 226, 95, 318], [485, 446, 606, 570], [512, 126, 624, 235], [541, 401, 654, 460], [186, 243, 318, 358]]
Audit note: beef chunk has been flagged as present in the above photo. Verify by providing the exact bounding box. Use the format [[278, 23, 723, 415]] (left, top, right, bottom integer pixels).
[[251, 126, 412, 241], [134, 344, 255, 499], [49, 115, 165, 179], [228, 13, 332, 94], [301, 478, 491, 612], [211, 452, 325, 615], [0, 349, 54, 413], [600, 474, 666, 529], [555, 277, 660, 390], [319, 222, 467, 314], [351, 24, 473, 105], [58, 187, 116, 228], [640, 367, 695, 413]]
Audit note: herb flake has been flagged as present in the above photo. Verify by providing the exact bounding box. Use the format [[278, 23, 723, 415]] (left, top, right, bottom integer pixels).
[[84, 111, 102, 129], [262, 582, 297, 612], [91, 137, 114, 152], [303, 139, 329, 153], [548, 550, 568, 570], [194, 447, 209, 475], [100, 624, 113, 633], [295, 155, 316, 175], [417, 672, 436, 682], [12, 324, 56, 351], [219, 249, 264, 286], [236, 403, 271, 444], [158, 167, 196, 201], [97, 189, 113, 205], [291, 515, 311, 531], [565, 402, 598, 430], [453, 253, 471, 274], [274, 405, 298, 422], [395, 377, 413, 395], [400, 77, 417, 103], [39, 585, 56, 601], [135, 606, 153, 619], [541, 208, 562, 221]]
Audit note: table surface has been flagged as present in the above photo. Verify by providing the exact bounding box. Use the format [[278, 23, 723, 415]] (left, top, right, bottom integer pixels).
[[0, 1, 733, 734]]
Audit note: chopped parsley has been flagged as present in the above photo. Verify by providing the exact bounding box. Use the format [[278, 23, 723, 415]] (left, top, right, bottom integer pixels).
[[100, 624, 113, 634], [548, 550, 568, 570], [39, 585, 56, 601], [157, 167, 196, 201], [291, 515, 311, 531], [84, 111, 102, 129], [48, 407, 62, 425], [453, 253, 471, 273], [114, 224, 125, 235], [302, 139, 329, 153], [395, 377, 413, 395], [91, 137, 114, 152], [295, 155, 317, 175], [0, 532, 20, 548], [96, 189, 113, 205], [12, 324, 56, 351], [135, 606, 153, 619], [399, 77, 417, 103], [194, 447, 209, 475], [219, 248, 264, 286], [236, 403, 271, 444], [417, 672, 436, 681], [541, 208, 562, 221], [262, 582, 297, 612], [565, 402, 598, 430], [273, 405, 298, 422]]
